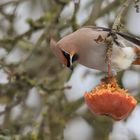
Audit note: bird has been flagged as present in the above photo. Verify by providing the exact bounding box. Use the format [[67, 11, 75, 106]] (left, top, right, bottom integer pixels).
[[50, 26, 140, 75]]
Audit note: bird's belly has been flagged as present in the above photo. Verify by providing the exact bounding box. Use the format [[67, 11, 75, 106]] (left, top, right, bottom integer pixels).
[[80, 58, 108, 72], [78, 46, 135, 73], [78, 47, 108, 72]]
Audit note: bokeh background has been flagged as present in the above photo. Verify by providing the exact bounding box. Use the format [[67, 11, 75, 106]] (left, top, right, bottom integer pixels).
[[0, 0, 140, 140]]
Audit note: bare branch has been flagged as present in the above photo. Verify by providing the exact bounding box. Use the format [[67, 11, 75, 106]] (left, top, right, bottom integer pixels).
[[112, 0, 133, 31]]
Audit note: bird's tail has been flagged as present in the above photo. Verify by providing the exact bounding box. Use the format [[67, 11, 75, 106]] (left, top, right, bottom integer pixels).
[[132, 47, 140, 65]]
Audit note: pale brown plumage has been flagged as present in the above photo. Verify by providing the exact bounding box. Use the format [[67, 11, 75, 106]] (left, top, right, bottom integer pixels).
[[50, 26, 140, 74]]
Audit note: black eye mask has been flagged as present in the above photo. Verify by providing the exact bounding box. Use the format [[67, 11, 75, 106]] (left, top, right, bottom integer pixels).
[[61, 50, 79, 68], [61, 50, 70, 67], [72, 53, 79, 62]]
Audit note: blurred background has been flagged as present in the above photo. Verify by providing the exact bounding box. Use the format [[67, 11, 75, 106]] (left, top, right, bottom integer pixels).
[[0, 0, 140, 140]]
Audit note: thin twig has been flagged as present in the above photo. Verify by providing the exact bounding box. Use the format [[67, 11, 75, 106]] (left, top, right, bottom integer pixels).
[[98, 0, 121, 19], [0, 0, 20, 8], [0, 97, 21, 116], [112, 0, 133, 31], [105, 0, 133, 78], [84, 0, 102, 25], [71, 0, 80, 30]]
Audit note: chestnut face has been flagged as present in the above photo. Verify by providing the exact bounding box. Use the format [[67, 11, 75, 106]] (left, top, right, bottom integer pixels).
[[50, 39, 68, 66]]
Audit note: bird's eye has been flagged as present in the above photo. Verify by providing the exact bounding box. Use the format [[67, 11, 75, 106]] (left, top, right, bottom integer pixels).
[[62, 51, 70, 59], [61, 50, 70, 67], [72, 53, 79, 62]]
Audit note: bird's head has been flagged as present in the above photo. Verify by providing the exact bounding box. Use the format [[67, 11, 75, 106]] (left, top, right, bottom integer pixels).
[[50, 38, 79, 71]]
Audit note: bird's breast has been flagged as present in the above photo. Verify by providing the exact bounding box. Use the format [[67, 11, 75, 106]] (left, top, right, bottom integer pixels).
[[111, 46, 136, 71], [78, 43, 108, 72]]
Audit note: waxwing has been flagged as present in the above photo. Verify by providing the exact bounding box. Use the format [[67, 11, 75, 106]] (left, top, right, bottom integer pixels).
[[50, 26, 140, 74]]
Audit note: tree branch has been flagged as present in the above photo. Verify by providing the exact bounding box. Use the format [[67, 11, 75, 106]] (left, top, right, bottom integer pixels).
[[112, 0, 133, 31]]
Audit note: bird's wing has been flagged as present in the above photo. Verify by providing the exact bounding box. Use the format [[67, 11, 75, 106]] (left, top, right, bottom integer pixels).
[[85, 26, 111, 32], [116, 32, 140, 46], [86, 26, 140, 47]]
